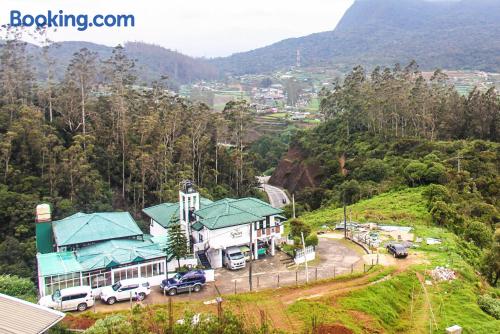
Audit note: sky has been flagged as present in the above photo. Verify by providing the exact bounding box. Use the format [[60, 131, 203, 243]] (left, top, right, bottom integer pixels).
[[0, 0, 354, 58]]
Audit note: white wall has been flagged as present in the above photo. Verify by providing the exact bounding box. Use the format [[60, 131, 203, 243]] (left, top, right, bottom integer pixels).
[[150, 219, 168, 237]]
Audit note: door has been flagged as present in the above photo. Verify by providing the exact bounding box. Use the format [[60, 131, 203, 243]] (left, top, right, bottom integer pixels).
[[119, 284, 139, 300], [61, 294, 78, 311]]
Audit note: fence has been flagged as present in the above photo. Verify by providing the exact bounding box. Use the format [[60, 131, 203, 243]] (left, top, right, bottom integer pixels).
[[294, 246, 315, 264]]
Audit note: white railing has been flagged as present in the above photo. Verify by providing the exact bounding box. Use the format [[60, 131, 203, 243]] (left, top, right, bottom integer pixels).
[[294, 246, 315, 264]]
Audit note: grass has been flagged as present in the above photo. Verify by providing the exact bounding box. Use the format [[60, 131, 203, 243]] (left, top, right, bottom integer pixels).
[[301, 186, 431, 230]]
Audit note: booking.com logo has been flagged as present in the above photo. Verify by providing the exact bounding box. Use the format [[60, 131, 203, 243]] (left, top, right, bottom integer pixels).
[[9, 10, 135, 31]]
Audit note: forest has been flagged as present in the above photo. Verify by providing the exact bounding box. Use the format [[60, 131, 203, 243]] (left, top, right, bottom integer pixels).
[[0, 29, 261, 279], [276, 62, 499, 286]]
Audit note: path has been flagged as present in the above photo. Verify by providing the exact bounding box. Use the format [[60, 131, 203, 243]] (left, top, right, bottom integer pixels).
[[257, 176, 290, 208]]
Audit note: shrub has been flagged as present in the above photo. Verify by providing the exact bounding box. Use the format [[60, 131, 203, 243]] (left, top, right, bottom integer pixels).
[[478, 295, 500, 319], [289, 219, 311, 238], [305, 234, 319, 247], [0, 275, 36, 300], [355, 159, 388, 182], [404, 161, 428, 186], [464, 221, 493, 249]]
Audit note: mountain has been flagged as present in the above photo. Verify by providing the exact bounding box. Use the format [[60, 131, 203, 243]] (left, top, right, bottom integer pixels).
[[30, 41, 219, 86], [211, 0, 500, 74]]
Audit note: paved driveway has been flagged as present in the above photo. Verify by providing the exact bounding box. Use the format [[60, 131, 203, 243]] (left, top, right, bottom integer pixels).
[[91, 237, 364, 312]]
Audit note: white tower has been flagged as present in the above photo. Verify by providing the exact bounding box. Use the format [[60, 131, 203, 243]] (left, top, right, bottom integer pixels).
[[179, 180, 200, 244]]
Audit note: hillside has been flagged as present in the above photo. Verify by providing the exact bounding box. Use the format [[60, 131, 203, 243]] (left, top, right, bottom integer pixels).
[[211, 0, 500, 74], [29, 41, 219, 86]]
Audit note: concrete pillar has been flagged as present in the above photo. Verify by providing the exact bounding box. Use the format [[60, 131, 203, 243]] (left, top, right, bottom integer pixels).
[[271, 237, 275, 256], [254, 239, 259, 260]]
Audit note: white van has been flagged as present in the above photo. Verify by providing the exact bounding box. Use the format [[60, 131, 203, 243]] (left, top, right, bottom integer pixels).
[[223, 246, 246, 270], [100, 278, 151, 305], [39, 286, 94, 312]]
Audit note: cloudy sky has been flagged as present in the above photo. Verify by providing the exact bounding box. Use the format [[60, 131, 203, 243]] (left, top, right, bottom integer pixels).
[[1, 0, 353, 57]]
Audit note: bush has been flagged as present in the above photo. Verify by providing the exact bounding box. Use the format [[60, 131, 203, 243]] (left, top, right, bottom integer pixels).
[[464, 220, 493, 249], [404, 161, 428, 186], [478, 295, 500, 319], [305, 234, 319, 247], [289, 219, 311, 238], [355, 159, 388, 182], [0, 275, 37, 300]]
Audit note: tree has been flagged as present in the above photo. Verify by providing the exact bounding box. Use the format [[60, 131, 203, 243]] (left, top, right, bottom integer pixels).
[[63, 48, 98, 146], [289, 219, 311, 239], [167, 223, 189, 269], [482, 230, 500, 286]]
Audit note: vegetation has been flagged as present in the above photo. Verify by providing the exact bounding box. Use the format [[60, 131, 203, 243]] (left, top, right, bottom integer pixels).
[[167, 223, 189, 269], [0, 274, 37, 301], [211, 0, 500, 74], [0, 29, 260, 280], [81, 306, 280, 334]]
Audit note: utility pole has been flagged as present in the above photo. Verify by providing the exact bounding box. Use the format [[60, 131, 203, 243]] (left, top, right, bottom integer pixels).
[[249, 223, 253, 291], [292, 193, 296, 219], [301, 232, 309, 283], [457, 153, 461, 173], [343, 192, 347, 239]]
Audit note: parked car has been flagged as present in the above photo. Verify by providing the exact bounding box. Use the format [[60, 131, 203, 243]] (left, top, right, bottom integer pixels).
[[39, 286, 94, 312], [223, 246, 246, 270], [386, 243, 408, 258], [161, 270, 206, 296], [100, 278, 151, 305]]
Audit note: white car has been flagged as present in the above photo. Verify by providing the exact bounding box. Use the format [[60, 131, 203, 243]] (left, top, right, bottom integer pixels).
[[100, 278, 151, 305], [223, 247, 246, 270], [39, 286, 94, 312]]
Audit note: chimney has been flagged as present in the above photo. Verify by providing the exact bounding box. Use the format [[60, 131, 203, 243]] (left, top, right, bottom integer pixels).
[[35, 204, 54, 254]]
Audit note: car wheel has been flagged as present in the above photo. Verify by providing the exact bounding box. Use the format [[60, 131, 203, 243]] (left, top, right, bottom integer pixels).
[[137, 292, 146, 301], [193, 284, 202, 293], [168, 288, 177, 296], [77, 303, 87, 312], [107, 297, 117, 305]]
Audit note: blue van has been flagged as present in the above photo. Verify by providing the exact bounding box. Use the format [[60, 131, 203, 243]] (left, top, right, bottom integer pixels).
[[160, 270, 206, 296]]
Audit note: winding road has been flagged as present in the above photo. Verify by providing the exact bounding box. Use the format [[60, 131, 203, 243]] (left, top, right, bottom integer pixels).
[[257, 176, 290, 208]]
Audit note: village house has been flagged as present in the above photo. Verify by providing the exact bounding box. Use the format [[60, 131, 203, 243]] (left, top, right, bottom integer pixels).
[[143, 181, 286, 269]]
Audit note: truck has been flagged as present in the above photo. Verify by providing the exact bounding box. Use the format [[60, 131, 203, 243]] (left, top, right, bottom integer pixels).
[[223, 246, 246, 270]]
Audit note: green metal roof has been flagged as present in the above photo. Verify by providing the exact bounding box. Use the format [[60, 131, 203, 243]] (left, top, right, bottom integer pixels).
[[37, 238, 168, 277], [142, 203, 179, 228], [191, 221, 204, 231], [228, 198, 283, 217], [76, 239, 166, 272], [37, 252, 84, 276], [195, 197, 283, 230], [52, 212, 143, 247], [142, 197, 214, 228]]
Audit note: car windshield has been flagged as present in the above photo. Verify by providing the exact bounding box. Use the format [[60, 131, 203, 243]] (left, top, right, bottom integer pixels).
[[52, 290, 61, 301], [229, 252, 244, 260], [112, 282, 121, 291], [171, 273, 183, 282], [395, 245, 406, 251]]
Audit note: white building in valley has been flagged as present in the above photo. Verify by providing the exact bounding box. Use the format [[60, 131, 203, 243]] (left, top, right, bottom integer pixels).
[[143, 182, 286, 269]]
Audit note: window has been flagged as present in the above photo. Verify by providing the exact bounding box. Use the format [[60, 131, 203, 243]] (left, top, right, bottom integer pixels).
[[141, 264, 153, 278], [266, 216, 270, 227], [199, 233, 203, 243]]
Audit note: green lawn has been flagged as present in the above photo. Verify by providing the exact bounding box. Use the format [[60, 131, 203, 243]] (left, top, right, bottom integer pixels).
[[301, 186, 432, 230]]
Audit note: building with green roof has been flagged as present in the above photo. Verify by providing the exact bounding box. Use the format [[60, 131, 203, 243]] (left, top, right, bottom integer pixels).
[[35, 209, 197, 297], [143, 183, 286, 269], [52, 212, 143, 250]]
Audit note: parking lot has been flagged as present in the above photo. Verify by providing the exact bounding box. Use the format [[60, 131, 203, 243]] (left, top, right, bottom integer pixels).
[[92, 236, 365, 312]]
